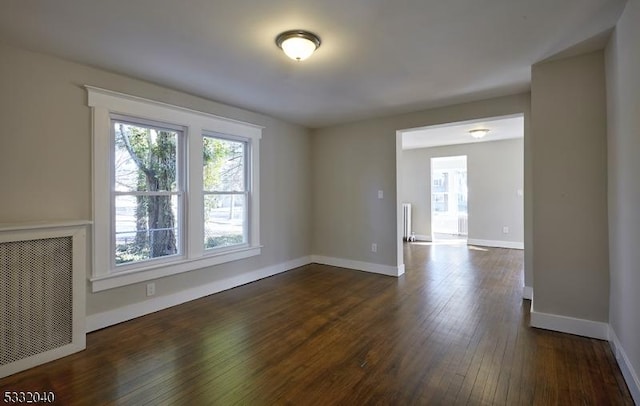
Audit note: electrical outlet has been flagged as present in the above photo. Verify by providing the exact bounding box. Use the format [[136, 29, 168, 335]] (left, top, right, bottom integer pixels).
[[502, 226, 509, 234], [371, 243, 377, 253], [146, 282, 156, 297], [377, 190, 384, 199]]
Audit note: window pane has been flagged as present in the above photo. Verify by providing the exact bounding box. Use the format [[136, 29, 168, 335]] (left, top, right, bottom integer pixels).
[[115, 195, 180, 265], [114, 122, 179, 192], [204, 194, 246, 249], [433, 193, 448, 212], [203, 136, 245, 192], [432, 172, 449, 193]]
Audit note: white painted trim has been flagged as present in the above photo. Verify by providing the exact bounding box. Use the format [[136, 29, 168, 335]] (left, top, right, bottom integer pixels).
[[523, 286, 533, 300], [395, 131, 405, 275], [86, 256, 311, 332], [311, 255, 403, 277], [467, 239, 524, 250], [0, 220, 91, 232], [609, 328, 640, 405], [85, 86, 264, 132], [87, 254, 407, 332], [530, 306, 609, 340], [414, 234, 432, 242], [0, 224, 87, 379], [87, 86, 262, 287], [90, 246, 262, 292]]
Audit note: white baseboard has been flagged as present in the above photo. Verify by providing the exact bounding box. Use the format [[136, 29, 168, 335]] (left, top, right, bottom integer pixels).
[[609, 328, 640, 405], [86, 256, 312, 332], [414, 234, 432, 242], [87, 254, 403, 332], [529, 306, 609, 340], [311, 255, 402, 277], [523, 286, 533, 300], [529, 307, 639, 402], [467, 239, 524, 250]]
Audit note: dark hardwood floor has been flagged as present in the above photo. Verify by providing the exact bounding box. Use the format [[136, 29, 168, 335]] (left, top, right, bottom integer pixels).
[[1, 242, 634, 405]]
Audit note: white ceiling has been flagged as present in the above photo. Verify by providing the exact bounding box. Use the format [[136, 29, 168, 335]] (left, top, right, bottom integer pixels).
[[402, 114, 524, 149], [0, 0, 627, 128]]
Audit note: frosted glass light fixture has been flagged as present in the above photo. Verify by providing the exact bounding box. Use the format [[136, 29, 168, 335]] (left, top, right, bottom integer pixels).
[[469, 129, 490, 139], [276, 30, 321, 61]]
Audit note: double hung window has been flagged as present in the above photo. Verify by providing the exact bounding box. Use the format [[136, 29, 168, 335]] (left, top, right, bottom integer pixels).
[[88, 87, 262, 291], [112, 116, 185, 267], [203, 134, 249, 250]]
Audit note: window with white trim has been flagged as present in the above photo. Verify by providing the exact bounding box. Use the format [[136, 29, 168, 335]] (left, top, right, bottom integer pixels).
[[203, 133, 249, 250], [112, 116, 185, 268], [88, 87, 262, 292]]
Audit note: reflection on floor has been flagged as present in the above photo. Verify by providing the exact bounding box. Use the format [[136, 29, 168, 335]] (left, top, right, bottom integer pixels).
[[0, 243, 633, 404]]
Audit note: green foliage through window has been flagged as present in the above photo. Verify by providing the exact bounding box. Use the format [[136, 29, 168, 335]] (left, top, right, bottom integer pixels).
[[113, 120, 181, 265], [203, 135, 247, 250]]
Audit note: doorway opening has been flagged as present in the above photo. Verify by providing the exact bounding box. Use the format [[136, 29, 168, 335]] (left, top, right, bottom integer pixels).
[[396, 113, 526, 287], [430, 155, 467, 242]]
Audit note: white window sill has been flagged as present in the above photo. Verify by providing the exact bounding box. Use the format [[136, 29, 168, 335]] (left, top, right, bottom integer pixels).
[[90, 245, 262, 292]]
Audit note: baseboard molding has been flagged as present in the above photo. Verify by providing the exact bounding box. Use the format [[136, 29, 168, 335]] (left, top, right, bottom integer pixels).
[[311, 255, 403, 277], [609, 328, 640, 404], [529, 307, 609, 340], [523, 286, 533, 300], [467, 239, 524, 250], [86, 256, 312, 332], [87, 254, 404, 332], [529, 307, 639, 402], [414, 234, 432, 242]]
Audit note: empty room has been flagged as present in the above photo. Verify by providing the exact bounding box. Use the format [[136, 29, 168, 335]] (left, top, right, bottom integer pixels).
[[0, 0, 638, 404]]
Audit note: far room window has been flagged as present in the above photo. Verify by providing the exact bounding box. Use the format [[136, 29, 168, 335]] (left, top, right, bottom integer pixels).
[[112, 116, 185, 268], [203, 134, 249, 250]]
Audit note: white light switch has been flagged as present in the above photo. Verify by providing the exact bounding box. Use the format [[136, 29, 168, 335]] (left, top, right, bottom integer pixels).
[[378, 190, 384, 199]]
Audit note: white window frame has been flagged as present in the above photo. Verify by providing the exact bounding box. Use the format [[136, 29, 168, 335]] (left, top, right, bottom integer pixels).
[[88, 86, 262, 292], [202, 132, 251, 253], [111, 115, 187, 271]]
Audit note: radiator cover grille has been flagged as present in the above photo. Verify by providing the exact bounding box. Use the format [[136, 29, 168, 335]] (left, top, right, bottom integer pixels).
[[0, 223, 86, 379], [1, 237, 74, 366]]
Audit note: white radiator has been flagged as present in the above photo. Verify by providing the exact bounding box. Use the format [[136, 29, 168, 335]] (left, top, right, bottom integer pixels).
[[0, 222, 87, 379], [458, 214, 468, 236], [402, 203, 412, 241]]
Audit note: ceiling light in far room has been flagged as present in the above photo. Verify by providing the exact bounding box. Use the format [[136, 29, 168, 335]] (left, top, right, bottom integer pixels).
[[275, 30, 321, 61], [469, 128, 490, 139]]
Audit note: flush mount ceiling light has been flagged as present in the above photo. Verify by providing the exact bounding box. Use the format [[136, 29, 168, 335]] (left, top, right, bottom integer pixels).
[[275, 30, 321, 61], [469, 129, 490, 139]]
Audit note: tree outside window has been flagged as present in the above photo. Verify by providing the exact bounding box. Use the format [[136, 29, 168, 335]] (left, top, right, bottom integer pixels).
[[202, 135, 248, 250], [113, 120, 182, 265]]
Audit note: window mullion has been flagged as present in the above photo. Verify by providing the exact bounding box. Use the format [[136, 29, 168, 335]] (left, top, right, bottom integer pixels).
[[188, 124, 204, 259]]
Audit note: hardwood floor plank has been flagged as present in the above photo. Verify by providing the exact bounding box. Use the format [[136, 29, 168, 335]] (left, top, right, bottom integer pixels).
[[0, 243, 634, 405]]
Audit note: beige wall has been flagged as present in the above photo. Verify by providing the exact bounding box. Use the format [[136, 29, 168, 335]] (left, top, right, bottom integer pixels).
[[0, 40, 312, 317], [606, 0, 640, 397], [402, 139, 524, 244], [531, 50, 609, 321], [311, 93, 532, 286]]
